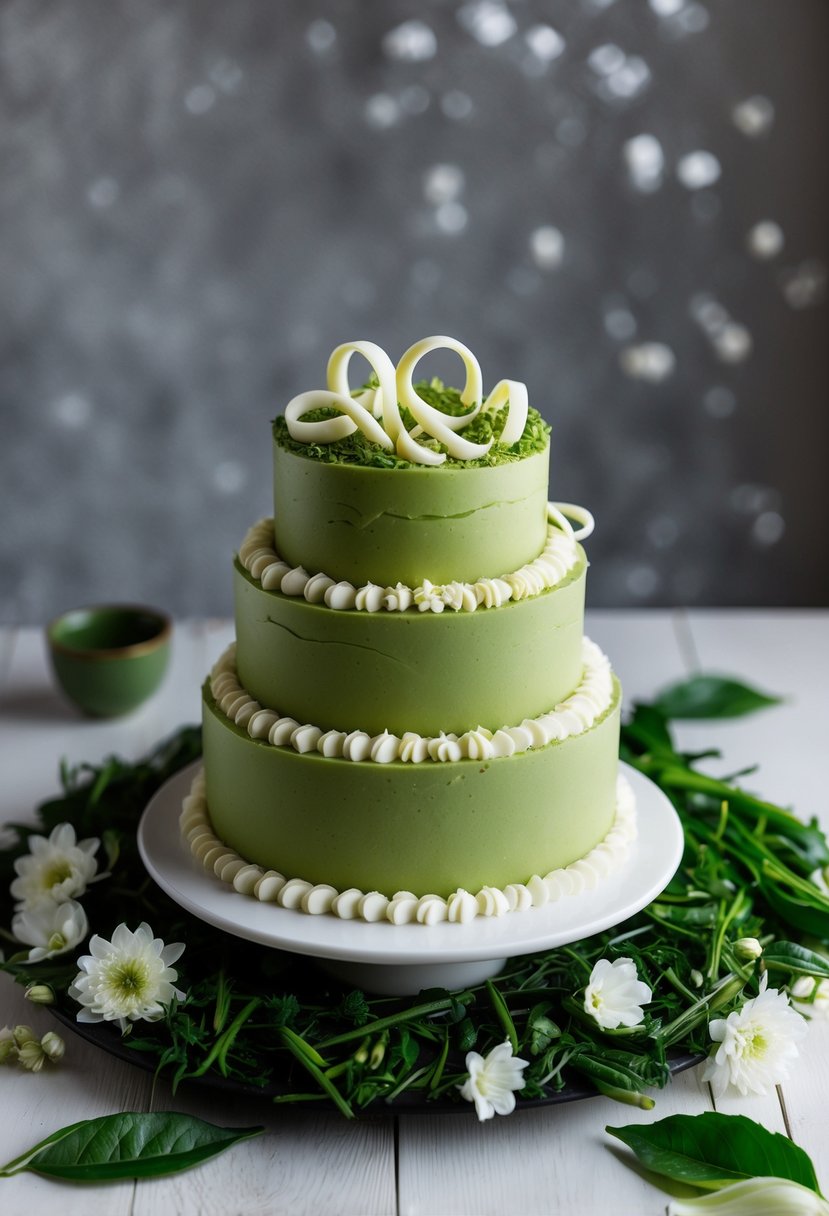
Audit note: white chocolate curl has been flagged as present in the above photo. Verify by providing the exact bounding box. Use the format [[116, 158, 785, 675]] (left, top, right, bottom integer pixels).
[[283, 336, 530, 466]]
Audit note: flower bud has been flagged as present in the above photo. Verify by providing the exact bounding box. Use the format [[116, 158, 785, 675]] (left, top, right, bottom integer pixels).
[[734, 937, 763, 961], [18, 1039, 47, 1072], [690, 970, 704, 989], [40, 1031, 65, 1063], [13, 1024, 37, 1048], [25, 983, 56, 1005], [353, 1036, 370, 1065], [0, 1027, 18, 1065], [369, 1039, 386, 1070]]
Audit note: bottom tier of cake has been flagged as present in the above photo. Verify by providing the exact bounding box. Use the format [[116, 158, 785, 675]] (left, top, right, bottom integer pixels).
[[194, 640, 624, 910]]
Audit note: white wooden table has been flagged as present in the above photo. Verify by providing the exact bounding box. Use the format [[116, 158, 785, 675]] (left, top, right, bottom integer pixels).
[[1, 611, 827, 1216]]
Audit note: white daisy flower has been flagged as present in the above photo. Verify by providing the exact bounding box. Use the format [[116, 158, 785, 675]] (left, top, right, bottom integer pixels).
[[68, 922, 185, 1032], [12, 899, 88, 962], [583, 956, 652, 1030], [789, 976, 829, 1019], [11, 823, 100, 910], [702, 973, 807, 1098], [458, 1039, 529, 1121]]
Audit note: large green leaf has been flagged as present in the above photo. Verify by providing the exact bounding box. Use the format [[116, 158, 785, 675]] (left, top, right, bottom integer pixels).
[[762, 879, 829, 941], [762, 941, 829, 979], [0, 1112, 263, 1181], [607, 1112, 821, 1194], [653, 676, 781, 720]]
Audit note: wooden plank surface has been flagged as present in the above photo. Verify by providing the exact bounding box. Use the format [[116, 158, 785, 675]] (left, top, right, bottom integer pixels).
[[1, 613, 827, 1215]]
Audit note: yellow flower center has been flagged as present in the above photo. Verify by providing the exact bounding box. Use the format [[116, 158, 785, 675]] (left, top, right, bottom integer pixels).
[[110, 960, 150, 998], [44, 861, 73, 888]]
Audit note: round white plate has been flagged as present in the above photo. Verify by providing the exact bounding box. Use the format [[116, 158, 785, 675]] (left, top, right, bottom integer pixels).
[[138, 761, 683, 992]]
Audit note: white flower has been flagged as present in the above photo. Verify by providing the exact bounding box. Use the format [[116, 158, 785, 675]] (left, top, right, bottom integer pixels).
[[583, 956, 652, 1030], [458, 1039, 529, 1121], [68, 922, 185, 1032], [790, 976, 829, 1019], [701, 973, 807, 1098], [668, 1176, 829, 1215], [12, 899, 88, 961], [11, 823, 99, 910]]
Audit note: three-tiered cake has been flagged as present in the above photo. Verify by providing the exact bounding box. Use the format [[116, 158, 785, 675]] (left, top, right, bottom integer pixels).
[[181, 337, 635, 925]]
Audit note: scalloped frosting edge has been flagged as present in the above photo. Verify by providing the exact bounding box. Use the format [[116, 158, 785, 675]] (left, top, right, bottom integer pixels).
[[238, 501, 591, 615], [210, 637, 614, 764], [180, 770, 636, 925]]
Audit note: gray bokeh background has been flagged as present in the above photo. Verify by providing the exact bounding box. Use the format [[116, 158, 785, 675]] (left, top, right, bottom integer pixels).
[[2, 0, 827, 623]]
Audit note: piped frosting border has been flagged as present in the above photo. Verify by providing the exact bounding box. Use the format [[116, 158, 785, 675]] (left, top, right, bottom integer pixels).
[[238, 501, 592, 615], [210, 637, 615, 765], [181, 770, 636, 925]]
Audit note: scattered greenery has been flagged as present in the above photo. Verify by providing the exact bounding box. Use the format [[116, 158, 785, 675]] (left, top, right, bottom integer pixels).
[[272, 378, 551, 469], [1, 675, 827, 1118], [0, 1112, 263, 1181]]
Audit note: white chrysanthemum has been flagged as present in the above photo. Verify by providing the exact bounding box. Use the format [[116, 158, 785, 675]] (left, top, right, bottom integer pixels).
[[11, 823, 99, 910], [12, 899, 88, 962], [668, 1176, 829, 1215], [702, 973, 807, 1098], [789, 976, 829, 1019], [68, 922, 185, 1032], [583, 957, 652, 1030], [458, 1039, 529, 1121]]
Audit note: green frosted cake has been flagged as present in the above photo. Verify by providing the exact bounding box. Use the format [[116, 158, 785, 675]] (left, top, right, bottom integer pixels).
[[181, 336, 636, 925]]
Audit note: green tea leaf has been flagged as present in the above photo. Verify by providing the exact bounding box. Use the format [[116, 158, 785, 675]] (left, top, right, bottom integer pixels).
[[622, 703, 676, 756], [654, 676, 781, 720], [762, 941, 829, 979], [607, 1112, 821, 1194], [0, 1112, 263, 1181], [761, 879, 829, 940]]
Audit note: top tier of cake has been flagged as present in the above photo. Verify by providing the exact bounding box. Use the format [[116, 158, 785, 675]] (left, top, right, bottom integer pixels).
[[270, 335, 551, 587], [272, 443, 550, 587]]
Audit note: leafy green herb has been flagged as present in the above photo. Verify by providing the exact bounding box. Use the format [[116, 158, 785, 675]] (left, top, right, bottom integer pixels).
[[653, 675, 781, 720], [0, 1112, 263, 1181], [607, 1112, 822, 1195]]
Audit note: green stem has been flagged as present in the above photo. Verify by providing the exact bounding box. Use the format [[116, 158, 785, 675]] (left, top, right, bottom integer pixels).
[[657, 972, 747, 1048], [186, 997, 262, 1079], [279, 1027, 354, 1119], [317, 993, 473, 1049], [707, 888, 752, 982], [485, 980, 518, 1052]]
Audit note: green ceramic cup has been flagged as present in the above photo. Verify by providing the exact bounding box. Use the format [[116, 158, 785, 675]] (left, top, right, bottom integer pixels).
[[47, 604, 172, 717]]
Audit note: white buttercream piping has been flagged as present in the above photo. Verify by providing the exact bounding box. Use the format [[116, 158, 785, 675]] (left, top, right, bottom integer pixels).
[[238, 502, 586, 615], [181, 770, 636, 925], [209, 636, 614, 765], [283, 336, 529, 467]]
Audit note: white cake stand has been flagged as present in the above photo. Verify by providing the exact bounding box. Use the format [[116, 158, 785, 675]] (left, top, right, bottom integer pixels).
[[138, 761, 683, 996]]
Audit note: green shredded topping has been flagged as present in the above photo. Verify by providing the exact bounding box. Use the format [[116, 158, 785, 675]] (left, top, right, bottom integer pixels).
[[272, 379, 550, 469]]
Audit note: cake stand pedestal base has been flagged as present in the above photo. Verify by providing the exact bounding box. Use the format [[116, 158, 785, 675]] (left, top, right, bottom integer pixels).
[[321, 956, 505, 996], [138, 762, 684, 997]]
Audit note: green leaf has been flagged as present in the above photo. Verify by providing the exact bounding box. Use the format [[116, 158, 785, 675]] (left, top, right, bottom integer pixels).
[[761, 879, 829, 940], [0, 1112, 263, 1181], [622, 702, 676, 756], [762, 941, 829, 979], [607, 1112, 821, 1194], [653, 676, 781, 720]]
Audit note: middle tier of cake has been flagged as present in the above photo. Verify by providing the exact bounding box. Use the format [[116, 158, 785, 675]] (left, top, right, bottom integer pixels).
[[235, 515, 587, 737]]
